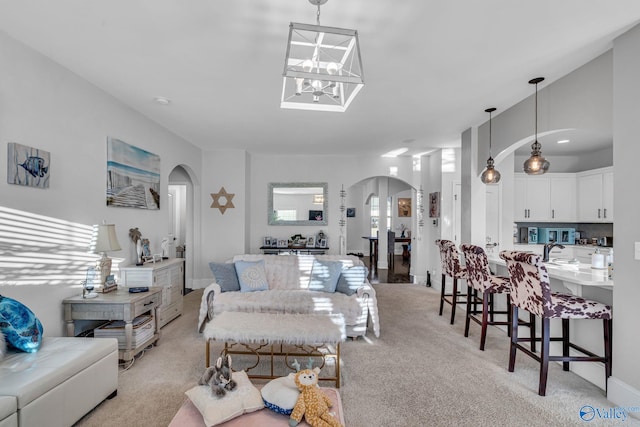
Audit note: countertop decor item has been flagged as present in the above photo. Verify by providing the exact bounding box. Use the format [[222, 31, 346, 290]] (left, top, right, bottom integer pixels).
[[281, 0, 364, 112], [480, 107, 501, 184], [523, 77, 550, 175]]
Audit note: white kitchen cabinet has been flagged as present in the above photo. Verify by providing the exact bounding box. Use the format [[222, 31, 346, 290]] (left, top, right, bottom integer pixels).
[[549, 176, 577, 221], [119, 258, 184, 328], [577, 167, 613, 222], [514, 175, 550, 221], [514, 174, 576, 221]]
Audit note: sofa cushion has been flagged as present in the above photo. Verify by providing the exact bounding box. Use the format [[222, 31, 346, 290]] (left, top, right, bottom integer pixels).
[[336, 266, 369, 296], [208, 262, 240, 292], [0, 337, 117, 409], [309, 260, 342, 293], [0, 295, 43, 353], [235, 261, 269, 292], [232, 255, 301, 290]]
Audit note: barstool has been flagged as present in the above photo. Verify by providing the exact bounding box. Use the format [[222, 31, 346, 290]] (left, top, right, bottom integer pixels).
[[460, 244, 535, 351], [499, 250, 612, 396], [435, 239, 467, 324]]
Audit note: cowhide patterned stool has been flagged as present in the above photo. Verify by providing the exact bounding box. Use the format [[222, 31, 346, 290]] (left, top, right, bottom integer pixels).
[[435, 239, 469, 324], [460, 244, 535, 351], [499, 250, 612, 396]]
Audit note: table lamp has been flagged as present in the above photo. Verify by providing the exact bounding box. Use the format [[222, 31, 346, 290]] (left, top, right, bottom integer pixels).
[[91, 222, 122, 288]]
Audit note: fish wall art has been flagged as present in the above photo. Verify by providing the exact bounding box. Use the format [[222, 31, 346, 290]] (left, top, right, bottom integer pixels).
[[7, 142, 50, 188]]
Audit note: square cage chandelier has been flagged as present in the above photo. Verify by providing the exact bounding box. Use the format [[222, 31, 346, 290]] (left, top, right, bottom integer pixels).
[[281, 0, 364, 112]]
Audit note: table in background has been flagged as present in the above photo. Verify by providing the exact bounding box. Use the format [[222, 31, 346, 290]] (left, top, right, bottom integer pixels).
[[62, 288, 162, 362], [362, 236, 411, 269]]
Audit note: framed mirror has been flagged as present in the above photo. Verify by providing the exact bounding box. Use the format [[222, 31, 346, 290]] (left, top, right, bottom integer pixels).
[[268, 182, 328, 226]]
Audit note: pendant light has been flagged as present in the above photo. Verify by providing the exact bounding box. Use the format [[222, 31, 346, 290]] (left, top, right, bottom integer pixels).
[[480, 107, 501, 184], [523, 77, 550, 175]]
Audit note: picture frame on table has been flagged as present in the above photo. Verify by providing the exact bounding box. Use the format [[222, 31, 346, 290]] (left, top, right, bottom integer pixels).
[[277, 239, 288, 248], [306, 236, 316, 248], [317, 238, 328, 248], [263, 237, 272, 247]]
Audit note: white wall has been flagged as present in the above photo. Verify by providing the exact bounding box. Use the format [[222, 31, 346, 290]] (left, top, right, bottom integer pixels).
[[477, 50, 613, 172], [609, 22, 640, 409], [0, 31, 202, 336]]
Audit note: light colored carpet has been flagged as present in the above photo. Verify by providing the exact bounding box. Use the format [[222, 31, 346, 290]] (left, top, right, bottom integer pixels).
[[75, 284, 638, 427]]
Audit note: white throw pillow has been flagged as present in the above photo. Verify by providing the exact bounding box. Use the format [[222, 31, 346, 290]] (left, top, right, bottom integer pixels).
[[185, 370, 264, 426], [261, 373, 300, 415]]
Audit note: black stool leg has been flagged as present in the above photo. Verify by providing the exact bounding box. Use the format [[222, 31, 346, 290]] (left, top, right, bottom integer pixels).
[[450, 277, 458, 324], [439, 274, 446, 316], [464, 285, 473, 337], [562, 318, 570, 371], [508, 305, 518, 372], [530, 313, 536, 353], [480, 291, 489, 351], [604, 318, 612, 378], [539, 317, 550, 396]]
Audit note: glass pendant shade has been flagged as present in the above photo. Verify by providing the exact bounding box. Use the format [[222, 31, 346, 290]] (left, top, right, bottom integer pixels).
[[481, 157, 501, 184], [524, 77, 550, 175], [480, 107, 501, 184], [523, 141, 550, 174]]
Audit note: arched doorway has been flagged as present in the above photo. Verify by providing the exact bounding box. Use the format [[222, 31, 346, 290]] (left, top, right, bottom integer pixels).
[[169, 165, 195, 293], [345, 176, 416, 283]]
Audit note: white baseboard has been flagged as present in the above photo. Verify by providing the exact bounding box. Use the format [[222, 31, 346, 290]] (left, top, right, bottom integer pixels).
[[607, 377, 640, 420]]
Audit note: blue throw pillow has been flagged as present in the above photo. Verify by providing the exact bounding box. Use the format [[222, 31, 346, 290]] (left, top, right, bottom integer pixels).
[[336, 266, 368, 296], [0, 295, 44, 353], [309, 260, 343, 293], [208, 262, 240, 292], [235, 260, 269, 292]]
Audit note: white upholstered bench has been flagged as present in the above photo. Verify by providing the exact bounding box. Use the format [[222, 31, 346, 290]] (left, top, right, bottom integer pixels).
[[203, 312, 346, 387]]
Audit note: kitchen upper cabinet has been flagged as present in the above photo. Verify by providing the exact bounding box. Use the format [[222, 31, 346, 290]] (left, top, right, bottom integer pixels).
[[577, 167, 613, 222], [514, 175, 550, 221], [549, 176, 577, 221], [514, 174, 576, 222]]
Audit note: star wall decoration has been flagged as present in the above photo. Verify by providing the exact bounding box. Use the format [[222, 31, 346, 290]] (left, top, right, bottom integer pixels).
[[210, 187, 235, 214]]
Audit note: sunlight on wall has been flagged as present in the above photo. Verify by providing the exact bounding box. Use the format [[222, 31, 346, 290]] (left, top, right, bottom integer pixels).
[[0, 206, 113, 286], [442, 148, 456, 173]]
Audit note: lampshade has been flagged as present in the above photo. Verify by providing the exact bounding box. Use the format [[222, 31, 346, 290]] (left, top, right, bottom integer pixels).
[[524, 77, 550, 175], [92, 223, 122, 253], [281, 0, 364, 112], [480, 107, 501, 184]]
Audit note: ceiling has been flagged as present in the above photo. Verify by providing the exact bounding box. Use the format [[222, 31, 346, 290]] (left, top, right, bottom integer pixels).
[[1, 1, 638, 157]]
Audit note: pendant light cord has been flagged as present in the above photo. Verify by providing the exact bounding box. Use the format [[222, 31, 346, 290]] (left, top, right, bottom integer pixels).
[[489, 110, 493, 157], [317, 4, 321, 25], [535, 81, 538, 141]]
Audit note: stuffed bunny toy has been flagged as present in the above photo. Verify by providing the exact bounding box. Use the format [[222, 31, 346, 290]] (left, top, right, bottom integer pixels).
[[198, 354, 237, 398]]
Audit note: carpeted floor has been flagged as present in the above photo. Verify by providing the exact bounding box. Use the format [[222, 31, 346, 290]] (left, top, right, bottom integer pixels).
[[75, 284, 638, 427]]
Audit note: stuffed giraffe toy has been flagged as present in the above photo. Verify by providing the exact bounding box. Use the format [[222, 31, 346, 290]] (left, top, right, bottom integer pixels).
[[289, 360, 343, 427]]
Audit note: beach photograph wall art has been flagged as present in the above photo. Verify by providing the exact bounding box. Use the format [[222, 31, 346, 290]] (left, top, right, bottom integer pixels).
[[106, 137, 160, 209]]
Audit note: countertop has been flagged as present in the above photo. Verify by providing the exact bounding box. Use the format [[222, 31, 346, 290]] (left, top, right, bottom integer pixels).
[[488, 257, 613, 289]]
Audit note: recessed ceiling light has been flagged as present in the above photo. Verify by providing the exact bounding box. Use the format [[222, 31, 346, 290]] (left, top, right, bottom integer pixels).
[[557, 139, 570, 144], [381, 148, 409, 158], [154, 97, 171, 106]]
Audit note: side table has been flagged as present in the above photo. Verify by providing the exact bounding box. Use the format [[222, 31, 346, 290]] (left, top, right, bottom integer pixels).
[[62, 288, 162, 362]]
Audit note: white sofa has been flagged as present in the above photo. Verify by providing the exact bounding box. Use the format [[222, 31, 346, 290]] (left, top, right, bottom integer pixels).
[[198, 254, 380, 339], [0, 337, 118, 427]]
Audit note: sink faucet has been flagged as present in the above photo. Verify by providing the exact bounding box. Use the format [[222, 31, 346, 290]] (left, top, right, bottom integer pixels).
[[543, 243, 565, 262]]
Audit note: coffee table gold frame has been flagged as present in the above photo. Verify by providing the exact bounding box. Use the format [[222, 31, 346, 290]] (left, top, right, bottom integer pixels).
[[205, 339, 341, 387]]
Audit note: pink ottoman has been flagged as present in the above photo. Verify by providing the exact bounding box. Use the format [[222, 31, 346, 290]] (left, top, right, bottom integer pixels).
[[169, 387, 345, 427]]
